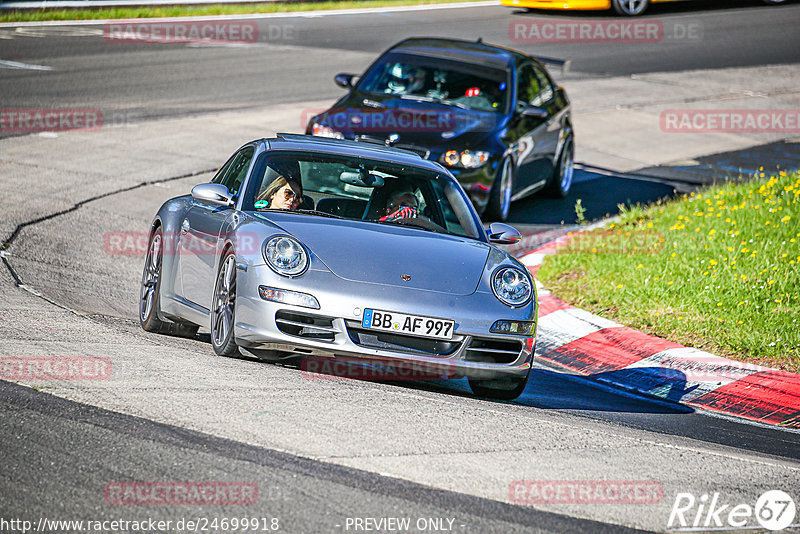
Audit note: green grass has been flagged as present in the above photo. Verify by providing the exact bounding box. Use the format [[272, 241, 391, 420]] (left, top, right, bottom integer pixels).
[[0, 0, 484, 22], [537, 170, 800, 372]]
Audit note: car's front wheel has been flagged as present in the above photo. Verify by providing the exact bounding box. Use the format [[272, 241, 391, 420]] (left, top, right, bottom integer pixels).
[[469, 367, 530, 401], [140, 227, 198, 338], [484, 157, 513, 222], [211, 249, 240, 357], [612, 0, 649, 15], [546, 135, 575, 198]]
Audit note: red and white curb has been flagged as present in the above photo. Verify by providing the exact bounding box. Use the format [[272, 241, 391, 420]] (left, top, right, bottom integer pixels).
[[520, 234, 800, 429]]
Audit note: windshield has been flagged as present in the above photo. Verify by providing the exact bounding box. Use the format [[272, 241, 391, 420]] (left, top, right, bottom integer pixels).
[[358, 53, 509, 113], [242, 151, 483, 240]]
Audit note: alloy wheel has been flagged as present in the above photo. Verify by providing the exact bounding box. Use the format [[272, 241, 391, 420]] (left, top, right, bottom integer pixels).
[[559, 140, 575, 195], [140, 232, 162, 322], [212, 254, 237, 347], [613, 0, 648, 16], [498, 158, 513, 221]]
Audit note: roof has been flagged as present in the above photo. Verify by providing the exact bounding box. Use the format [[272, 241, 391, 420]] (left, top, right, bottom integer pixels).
[[386, 37, 526, 71], [263, 133, 446, 173]]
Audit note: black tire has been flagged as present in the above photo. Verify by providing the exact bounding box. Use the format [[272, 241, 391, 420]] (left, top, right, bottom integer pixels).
[[469, 368, 530, 401], [139, 227, 198, 338], [211, 249, 240, 357], [483, 157, 513, 222], [545, 135, 575, 198], [612, 0, 649, 15]]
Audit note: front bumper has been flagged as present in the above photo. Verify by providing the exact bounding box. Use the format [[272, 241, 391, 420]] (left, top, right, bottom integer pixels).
[[234, 265, 535, 381]]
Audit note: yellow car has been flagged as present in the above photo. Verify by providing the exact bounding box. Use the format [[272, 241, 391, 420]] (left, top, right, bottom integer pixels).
[[500, 0, 786, 16]]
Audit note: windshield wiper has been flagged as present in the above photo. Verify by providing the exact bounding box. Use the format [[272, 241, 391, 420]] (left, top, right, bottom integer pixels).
[[375, 219, 448, 235], [253, 209, 343, 219], [295, 209, 344, 219], [399, 94, 469, 110]]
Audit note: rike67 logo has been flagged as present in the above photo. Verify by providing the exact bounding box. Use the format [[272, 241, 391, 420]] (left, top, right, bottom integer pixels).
[[668, 490, 796, 531]]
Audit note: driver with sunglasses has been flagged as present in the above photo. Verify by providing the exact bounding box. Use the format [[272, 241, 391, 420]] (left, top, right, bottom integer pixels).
[[255, 175, 303, 210]]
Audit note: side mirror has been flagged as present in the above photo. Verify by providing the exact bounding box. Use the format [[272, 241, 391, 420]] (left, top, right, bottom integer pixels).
[[520, 105, 549, 120], [191, 183, 234, 207], [334, 73, 356, 89], [487, 223, 522, 245]]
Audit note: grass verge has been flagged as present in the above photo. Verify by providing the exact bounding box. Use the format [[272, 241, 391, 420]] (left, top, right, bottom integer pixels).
[[0, 0, 484, 23], [537, 170, 800, 372]]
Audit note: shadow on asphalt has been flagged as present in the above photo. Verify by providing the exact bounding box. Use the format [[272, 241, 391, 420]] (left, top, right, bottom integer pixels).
[[519, 368, 694, 414], [508, 171, 676, 225], [288, 355, 693, 415], [636, 138, 800, 186]]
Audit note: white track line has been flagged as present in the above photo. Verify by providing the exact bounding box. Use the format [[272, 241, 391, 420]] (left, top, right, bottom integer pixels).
[[0, 1, 498, 27], [0, 58, 53, 70]]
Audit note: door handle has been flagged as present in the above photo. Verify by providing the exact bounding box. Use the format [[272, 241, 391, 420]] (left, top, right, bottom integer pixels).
[[181, 219, 190, 233]]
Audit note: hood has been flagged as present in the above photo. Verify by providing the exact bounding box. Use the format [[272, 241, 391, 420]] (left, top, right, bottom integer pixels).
[[262, 213, 490, 295], [320, 93, 506, 147]]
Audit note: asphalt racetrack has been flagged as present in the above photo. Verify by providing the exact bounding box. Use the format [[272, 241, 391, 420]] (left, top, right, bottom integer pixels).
[[1, 1, 800, 532]]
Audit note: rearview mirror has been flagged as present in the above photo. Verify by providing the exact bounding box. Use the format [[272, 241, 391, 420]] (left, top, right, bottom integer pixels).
[[191, 183, 234, 207], [340, 170, 385, 188], [487, 223, 522, 245], [334, 73, 356, 89]]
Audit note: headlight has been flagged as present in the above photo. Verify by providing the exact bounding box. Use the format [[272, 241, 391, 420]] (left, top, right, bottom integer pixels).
[[492, 267, 532, 307], [311, 122, 344, 139], [440, 150, 490, 169], [264, 236, 308, 277]]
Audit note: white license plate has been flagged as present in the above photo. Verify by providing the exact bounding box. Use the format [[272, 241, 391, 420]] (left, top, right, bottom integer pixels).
[[362, 309, 455, 340]]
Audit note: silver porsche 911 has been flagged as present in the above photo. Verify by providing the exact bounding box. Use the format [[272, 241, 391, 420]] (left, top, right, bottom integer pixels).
[[140, 134, 537, 399]]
